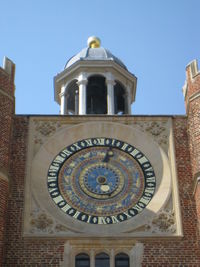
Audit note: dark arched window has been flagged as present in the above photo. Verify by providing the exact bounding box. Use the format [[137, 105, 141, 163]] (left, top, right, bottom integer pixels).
[[66, 79, 79, 115], [87, 75, 107, 114], [115, 253, 129, 267], [114, 81, 126, 114], [95, 252, 110, 267], [75, 253, 90, 267]]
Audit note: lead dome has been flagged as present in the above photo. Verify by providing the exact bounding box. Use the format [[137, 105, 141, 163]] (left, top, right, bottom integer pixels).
[[65, 37, 127, 70]]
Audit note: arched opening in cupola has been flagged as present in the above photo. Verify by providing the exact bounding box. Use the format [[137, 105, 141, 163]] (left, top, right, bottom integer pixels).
[[66, 79, 79, 114], [114, 81, 127, 114], [86, 75, 107, 114]]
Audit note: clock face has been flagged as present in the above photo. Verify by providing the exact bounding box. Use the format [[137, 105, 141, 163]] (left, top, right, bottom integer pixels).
[[47, 137, 156, 225]]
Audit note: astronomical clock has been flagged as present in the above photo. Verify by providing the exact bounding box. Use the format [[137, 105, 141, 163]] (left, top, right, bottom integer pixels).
[[48, 136, 156, 225]]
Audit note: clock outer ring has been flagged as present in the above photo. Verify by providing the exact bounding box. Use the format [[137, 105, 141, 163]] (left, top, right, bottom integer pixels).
[[48, 138, 154, 222], [31, 121, 171, 235]]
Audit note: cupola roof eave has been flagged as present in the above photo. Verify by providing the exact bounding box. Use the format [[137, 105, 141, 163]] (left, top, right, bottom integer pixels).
[[55, 60, 136, 84]]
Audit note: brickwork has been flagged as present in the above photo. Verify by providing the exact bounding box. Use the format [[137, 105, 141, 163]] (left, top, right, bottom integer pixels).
[[0, 68, 14, 172], [142, 117, 200, 266], [184, 62, 200, 233], [0, 68, 15, 96], [0, 94, 14, 172], [0, 65, 15, 267], [185, 62, 200, 106], [4, 117, 64, 266], [187, 98, 200, 177], [195, 184, 200, 233], [185, 64, 200, 177], [0, 178, 9, 267]]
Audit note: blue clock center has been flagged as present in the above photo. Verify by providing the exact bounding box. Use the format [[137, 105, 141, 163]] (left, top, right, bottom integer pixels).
[[83, 164, 119, 195]]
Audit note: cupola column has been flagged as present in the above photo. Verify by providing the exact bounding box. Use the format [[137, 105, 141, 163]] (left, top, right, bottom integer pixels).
[[106, 75, 115, 115], [77, 73, 88, 115], [60, 85, 67, 115], [126, 85, 132, 114]]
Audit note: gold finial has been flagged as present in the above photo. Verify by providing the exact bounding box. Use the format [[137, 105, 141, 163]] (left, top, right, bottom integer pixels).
[[87, 36, 101, 48]]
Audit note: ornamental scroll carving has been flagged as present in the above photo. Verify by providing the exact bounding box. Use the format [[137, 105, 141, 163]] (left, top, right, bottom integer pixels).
[[34, 120, 61, 145], [29, 201, 71, 234], [134, 120, 169, 152], [32, 120, 62, 155], [151, 210, 176, 233], [144, 210, 176, 234], [30, 211, 70, 234]]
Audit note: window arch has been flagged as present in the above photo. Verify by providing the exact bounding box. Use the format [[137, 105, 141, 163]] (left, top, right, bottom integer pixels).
[[75, 253, 90, 267], [95, 252, 110, 267], [115, 253, 129, 267]]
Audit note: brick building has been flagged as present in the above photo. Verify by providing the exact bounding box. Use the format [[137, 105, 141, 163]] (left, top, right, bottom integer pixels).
[[0, 37, 200, 266]]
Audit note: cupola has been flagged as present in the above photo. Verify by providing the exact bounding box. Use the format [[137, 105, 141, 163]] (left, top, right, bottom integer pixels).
[[54, 37, 137, 115]]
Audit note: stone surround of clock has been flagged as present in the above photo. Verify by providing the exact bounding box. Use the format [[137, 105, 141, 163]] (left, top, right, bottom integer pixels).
[[24, 117, 182, 238]]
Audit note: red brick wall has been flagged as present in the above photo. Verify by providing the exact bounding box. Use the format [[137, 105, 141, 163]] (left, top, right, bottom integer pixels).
[[4, 117, 64, 266], [0, 68, 14, 171], [185, 65, 200, 106], [185, 67, 200, 177], [187, 98, 200, 176], [185, 63, 200, 234], [0, 178, 9, 267], [142, 117, 200, 266], [3, 116, 200, 266], [0, 68, 15, 96], [195, 184, 200, 233], [0, 67, 15, 267]]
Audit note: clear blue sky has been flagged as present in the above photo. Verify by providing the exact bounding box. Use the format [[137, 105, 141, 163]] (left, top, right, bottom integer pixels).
[[1, 0, 200, 115]]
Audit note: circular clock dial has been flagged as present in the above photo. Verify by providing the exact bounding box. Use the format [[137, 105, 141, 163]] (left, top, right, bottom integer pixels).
[[47, 138, 156, 225]]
